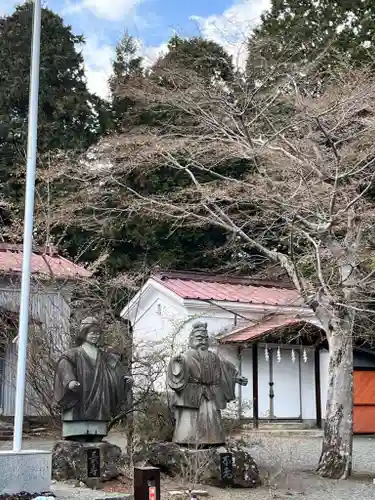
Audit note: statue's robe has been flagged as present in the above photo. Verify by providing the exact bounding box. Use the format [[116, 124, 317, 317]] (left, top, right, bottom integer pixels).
[[54, 347, 126, 430], [167, 349, 238, 446]]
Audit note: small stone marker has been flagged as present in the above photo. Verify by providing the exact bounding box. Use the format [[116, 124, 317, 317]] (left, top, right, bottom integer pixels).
[[134, 466, 160, 500], [87, 448, 101, 478], [219, 452, 233, 485]]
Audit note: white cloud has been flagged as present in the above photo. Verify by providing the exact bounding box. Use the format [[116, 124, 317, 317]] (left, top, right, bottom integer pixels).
[[191, 0, 271, 69], [75, 0, 271, 99], [82, 36, 115, 99], [64, 0, 143, 21], [139, 41, 168, 67], [139, 1, 272, 74]]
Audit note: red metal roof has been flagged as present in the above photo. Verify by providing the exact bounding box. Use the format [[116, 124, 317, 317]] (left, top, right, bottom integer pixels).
[[0, 245, 91, 280], [152, 273, 301, 306], [219, 315, 309, 343]]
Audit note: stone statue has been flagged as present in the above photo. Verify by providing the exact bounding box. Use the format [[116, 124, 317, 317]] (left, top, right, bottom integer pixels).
[[167, 321, 248, 447], [54, 316, 131, 442]]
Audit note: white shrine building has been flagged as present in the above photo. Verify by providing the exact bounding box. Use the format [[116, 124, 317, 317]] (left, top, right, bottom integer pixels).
[[121, 270, 375, 432]]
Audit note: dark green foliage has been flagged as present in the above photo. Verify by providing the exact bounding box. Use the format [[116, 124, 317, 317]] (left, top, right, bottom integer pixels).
[[55, 218, 232, 276], [159, 35, 235, 82], [109, 32, 143, 94], [0, 2, 111, 208], [249, 0, 375, 79], [109, 32, 143, 126]]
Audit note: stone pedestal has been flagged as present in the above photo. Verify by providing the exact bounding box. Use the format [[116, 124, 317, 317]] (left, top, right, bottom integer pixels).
[[145, 442, 261, 488], [62, 419, 108, 441], [52, 440, 126, 487], [0, 450, 51, 494]]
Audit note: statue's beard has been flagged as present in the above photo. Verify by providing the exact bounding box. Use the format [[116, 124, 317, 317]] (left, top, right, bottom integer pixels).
[[197, 348, 210, 362], [189, 333, 209, 350], [190, 341, 208, 350]]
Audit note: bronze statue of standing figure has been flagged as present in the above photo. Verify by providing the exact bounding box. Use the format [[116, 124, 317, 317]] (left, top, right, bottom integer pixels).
[[54, 316, 131, 442], [167, 321, 248, 447]]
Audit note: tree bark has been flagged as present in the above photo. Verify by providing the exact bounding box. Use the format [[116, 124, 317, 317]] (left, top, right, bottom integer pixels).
[[317, 320, 353, 479]]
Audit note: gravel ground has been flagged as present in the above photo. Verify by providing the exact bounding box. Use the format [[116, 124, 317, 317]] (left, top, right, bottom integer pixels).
[[231, 433, 375, 499], [3, 433, 375, 499], [246, 433, 375, 475]]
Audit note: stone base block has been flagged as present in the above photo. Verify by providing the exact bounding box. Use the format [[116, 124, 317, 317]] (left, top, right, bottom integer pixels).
[[146, 442, 261, 488], [0, 450, 51, 494], [63, 420, 108, 441], [52, 440, 126, 487]]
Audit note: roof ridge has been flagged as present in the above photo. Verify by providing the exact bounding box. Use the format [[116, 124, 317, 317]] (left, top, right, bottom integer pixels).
[[219, 314, 316, 344], [154, 270, 295, 289]]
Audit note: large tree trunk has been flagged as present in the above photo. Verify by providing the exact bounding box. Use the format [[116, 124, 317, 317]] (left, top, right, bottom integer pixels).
[[317, 320, 353, 479]]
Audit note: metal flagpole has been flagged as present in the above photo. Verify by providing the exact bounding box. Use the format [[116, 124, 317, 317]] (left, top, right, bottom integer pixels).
[[12, 0, 42, 453]]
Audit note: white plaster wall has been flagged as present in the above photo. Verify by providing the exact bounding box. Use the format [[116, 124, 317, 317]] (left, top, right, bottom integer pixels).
[[320, 349, 330, 419], [132, 295, 185, 346], [218, 344, 242, 418], [131, 294, 187, 393], [241, 348, 253, 418], [177, 304, 265, 348], [133, 298, 242, 350], [258, 349, 270, 418], [272, 348, 301, 418], [132, 293, 255, 358], [300, 348, 316, 420], [218, 345, 317, 421]]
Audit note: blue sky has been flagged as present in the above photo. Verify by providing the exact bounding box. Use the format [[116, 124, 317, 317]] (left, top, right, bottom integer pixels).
[[1, 0, 270, 98]]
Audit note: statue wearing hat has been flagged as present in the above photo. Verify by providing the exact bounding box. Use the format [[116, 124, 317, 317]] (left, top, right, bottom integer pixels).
[[54, 316, 131, 442], [167, 321, 248, 447]]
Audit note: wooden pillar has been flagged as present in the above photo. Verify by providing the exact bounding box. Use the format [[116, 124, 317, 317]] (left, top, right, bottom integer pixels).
[[252, 343, 259, 429], [314, 347, 322, 429], [238, 346, 243, 420]]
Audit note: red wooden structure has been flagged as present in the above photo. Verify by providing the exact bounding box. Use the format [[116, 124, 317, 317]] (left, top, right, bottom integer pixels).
[[354, 370, 375, 434]]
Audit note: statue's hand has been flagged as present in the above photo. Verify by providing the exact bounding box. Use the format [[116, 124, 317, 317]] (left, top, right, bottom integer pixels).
[[68, 380, 80, 391], [124, 376, 134, 386], [236, 376, 248, 386]]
